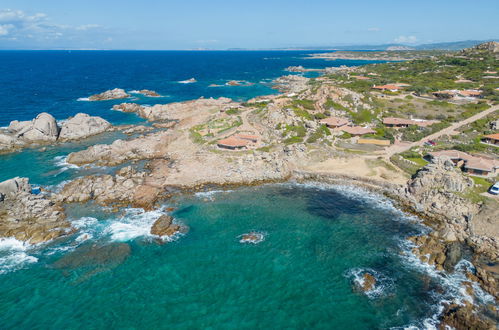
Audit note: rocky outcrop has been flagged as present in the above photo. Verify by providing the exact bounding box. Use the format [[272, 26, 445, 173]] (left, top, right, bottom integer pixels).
[[131, 97, 235, 122], [402, 158, 478, 238], [55, 166, 165, 210], [88, 88, 129, 101], [66, 131, 175, 166], [132, 89, 160, 97], [272, 75, 309, 94], [112, 103, 145, 113], [9, 113, 59, 142], [0, 177, 71, 244], [59, 113, 111, 141], [0, 112, 112, 153], [150, 215, 181, 237]]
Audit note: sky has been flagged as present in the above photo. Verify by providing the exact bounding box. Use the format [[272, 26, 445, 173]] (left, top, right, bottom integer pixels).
[[0, 0, 498, 50]]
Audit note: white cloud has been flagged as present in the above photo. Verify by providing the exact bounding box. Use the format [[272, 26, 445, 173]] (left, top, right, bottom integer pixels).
[[0, 9, 103, 42], [367, 27, 380, 32], [76, 24, 101, 31], [394, 35, 418, 44], [0, 23, 13, 36]]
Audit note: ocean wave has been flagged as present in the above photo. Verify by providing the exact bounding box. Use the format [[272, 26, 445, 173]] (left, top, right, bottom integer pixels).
[[53, 155, 80, 174], [397, 240, 496, 329], [0, 238, 38, 275], [178, 78, 197, 84], [104, 208, 166, 242], [77, 97, 90, 101]]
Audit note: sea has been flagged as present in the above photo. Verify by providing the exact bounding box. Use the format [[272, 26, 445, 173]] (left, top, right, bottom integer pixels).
[[0, 51, 490, 329]]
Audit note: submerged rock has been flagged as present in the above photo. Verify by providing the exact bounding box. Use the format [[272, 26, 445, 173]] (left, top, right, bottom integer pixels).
[[150, 215, 181, 237], [88, 88, 129, 101], [239, 232, 265, 244], [360, 273, 377, 292]]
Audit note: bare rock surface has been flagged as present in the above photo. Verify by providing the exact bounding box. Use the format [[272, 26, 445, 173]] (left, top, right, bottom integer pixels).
[[10, 112, 59, 142], [112, 103, 145, 113], [88, 88, 129, 101], [55, 166, 164, 210], [67, 131, 175, 166], [59, 113, 111, 141], [150, 215, 181, 237], [0, 177, 70, 244], [134, 97, 235, 122]]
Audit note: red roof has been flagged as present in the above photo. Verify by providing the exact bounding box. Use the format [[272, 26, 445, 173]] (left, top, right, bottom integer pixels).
[[373, 84, 402, 91], [352, 76, 370, 80], [458, 90, 482, 97], [234, 133, 258, 142], [484, 133, 499, 141], [339, 126, 375, 135], [217, 137, 250, 148]]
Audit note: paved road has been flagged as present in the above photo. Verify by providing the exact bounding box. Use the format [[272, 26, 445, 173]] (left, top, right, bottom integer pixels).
[[384, 104, 499, 157]]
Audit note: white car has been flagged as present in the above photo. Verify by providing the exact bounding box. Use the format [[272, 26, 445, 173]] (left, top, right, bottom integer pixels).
[[489, 182, 499, 195]]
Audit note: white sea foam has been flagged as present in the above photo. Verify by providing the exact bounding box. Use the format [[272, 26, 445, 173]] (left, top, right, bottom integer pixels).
[[77, 97, 90, 101], [0, 238, 37, 275], [397, 239, 497, 329], [53, 155, 80, 174], [345, 267, 394, 299], [195, 190, 233, 200], [105, 208, 166, 242], [178, 78, 197, 84], [238, 231, 266, 244]]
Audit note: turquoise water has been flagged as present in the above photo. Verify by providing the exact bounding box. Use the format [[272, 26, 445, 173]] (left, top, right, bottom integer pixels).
[[0, 184, 465, 329]]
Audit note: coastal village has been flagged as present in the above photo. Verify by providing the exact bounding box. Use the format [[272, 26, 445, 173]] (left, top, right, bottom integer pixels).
[[0, 42, 498, 328]]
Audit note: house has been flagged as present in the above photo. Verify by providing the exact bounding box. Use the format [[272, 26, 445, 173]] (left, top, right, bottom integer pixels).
[[337, 126, 375, 136], [455, 79, 473, 83], [432, 90, 456, 99], [484, 71, 497, 74], [372, 84, 403, 92], [233, 133, 258, 143], [482, 133, 499, 146], [427, 150, 499, 177], [217, 137, 251, 150], [320, 117, 349, 128], [458, 90, 482, 98], [463, 158, 498, 176], [383, 117, 439, 128], [352, 76, 370, 80]]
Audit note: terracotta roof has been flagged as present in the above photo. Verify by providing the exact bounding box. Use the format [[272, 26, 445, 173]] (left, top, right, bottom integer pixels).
[[433, 90, 456, 95], [454, 79, 473, 83], [483, 133, 499, 141], [429, 150, 499, 172], [484, 71, 497, 74], [217, 137, 250, 148], [339, 126, 375, 135], [464, 158, 495, 172], [233, 133, 258, 142], [458, 90, 482, 97], [352, 76, 370, 80], [372, 84, 402, 90], [320, 117, 349, 127]]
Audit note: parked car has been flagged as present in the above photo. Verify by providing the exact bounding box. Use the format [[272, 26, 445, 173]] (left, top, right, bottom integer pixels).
[[489, 182, 499, 195], [425, 140, 436, 146]]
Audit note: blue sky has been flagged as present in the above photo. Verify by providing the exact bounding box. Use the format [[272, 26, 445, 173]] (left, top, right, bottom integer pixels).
[[0, 0, 498, 49]]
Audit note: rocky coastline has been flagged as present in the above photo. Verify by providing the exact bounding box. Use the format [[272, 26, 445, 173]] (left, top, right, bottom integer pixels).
[[1, 80, 497, 327]]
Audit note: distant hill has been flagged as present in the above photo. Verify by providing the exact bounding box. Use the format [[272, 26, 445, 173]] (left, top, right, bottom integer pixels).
[[276, 39, 498, 51]]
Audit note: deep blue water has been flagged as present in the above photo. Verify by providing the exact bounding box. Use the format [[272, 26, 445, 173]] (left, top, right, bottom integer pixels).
[[0, 50, 376, 126]]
